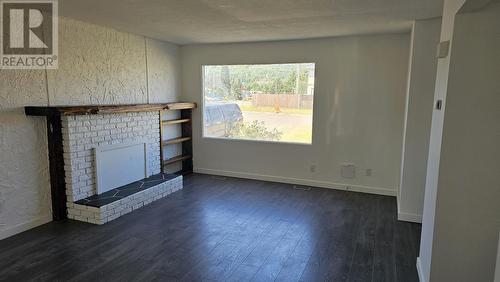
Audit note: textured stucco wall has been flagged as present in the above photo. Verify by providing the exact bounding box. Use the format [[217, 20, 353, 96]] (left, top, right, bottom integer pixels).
[[48, 18, 149, 105], [0, 17, 181, 239], [0, 70, 51, 239]]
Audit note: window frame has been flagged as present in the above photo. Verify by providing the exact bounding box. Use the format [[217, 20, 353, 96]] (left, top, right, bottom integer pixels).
[[201, 62, 316, 146]]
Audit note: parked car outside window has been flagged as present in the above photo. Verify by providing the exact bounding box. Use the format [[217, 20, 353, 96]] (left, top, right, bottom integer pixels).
[[204, 103, 243, 137]]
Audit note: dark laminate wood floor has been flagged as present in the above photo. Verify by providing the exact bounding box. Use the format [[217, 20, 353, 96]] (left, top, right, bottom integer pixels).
[[0, 174, 421, 282]]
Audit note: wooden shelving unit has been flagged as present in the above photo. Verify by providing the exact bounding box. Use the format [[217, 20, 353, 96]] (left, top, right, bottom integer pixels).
[[159, 102, 196, 175]]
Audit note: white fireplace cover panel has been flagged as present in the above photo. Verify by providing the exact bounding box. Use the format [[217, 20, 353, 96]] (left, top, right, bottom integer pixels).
[[95, 141, 150, 194]]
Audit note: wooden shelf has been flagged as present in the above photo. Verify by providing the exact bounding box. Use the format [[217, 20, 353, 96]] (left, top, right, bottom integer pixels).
[[162, 155, 192, 166], [163, 136, 191, 145], [165, 102, 196, 110], [161, 118, 191, 125]]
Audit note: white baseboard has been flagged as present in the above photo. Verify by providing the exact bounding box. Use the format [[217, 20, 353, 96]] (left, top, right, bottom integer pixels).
[[0, 214, 52, 240], [396, 196, 422, 223], [398, 211, 422, 223], [194, 167, 397, 197], [416, 257, 426, 282]]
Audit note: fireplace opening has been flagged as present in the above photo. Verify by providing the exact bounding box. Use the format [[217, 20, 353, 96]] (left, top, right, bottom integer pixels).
[[95, 141, 150, 195]]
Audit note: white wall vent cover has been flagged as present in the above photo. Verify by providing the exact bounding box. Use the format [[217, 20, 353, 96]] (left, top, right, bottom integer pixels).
[[95, 141, 150, 194], [341, 163, 356, 179]]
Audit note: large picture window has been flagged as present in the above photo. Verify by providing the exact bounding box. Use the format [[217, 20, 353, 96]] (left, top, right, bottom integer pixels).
[[202, 63, 315, 144]]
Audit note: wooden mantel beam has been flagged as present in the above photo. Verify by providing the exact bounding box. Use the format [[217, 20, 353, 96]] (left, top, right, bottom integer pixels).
[[25, 102, 197, 116]]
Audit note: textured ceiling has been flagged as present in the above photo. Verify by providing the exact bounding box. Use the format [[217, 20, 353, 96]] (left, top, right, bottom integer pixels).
[[59, 0, 444, 44]]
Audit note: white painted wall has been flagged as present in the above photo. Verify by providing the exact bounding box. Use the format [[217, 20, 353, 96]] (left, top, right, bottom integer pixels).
[[181, 34, 410, 195], [427, 1, 500, 280], [0, 17, 181, 240], [398, 19, 441, 223], [418, 1, 467, 281]]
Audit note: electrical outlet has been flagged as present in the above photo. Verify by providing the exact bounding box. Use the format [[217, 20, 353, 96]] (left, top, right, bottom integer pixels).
[[310, 164, 316, 173], [437, 40, 450, 58], [366, 168, 372, 176]]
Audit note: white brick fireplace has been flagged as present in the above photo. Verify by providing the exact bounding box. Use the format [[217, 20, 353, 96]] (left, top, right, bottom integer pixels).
[[62, 112, 161, 201], [59, 111, 182, 224]]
